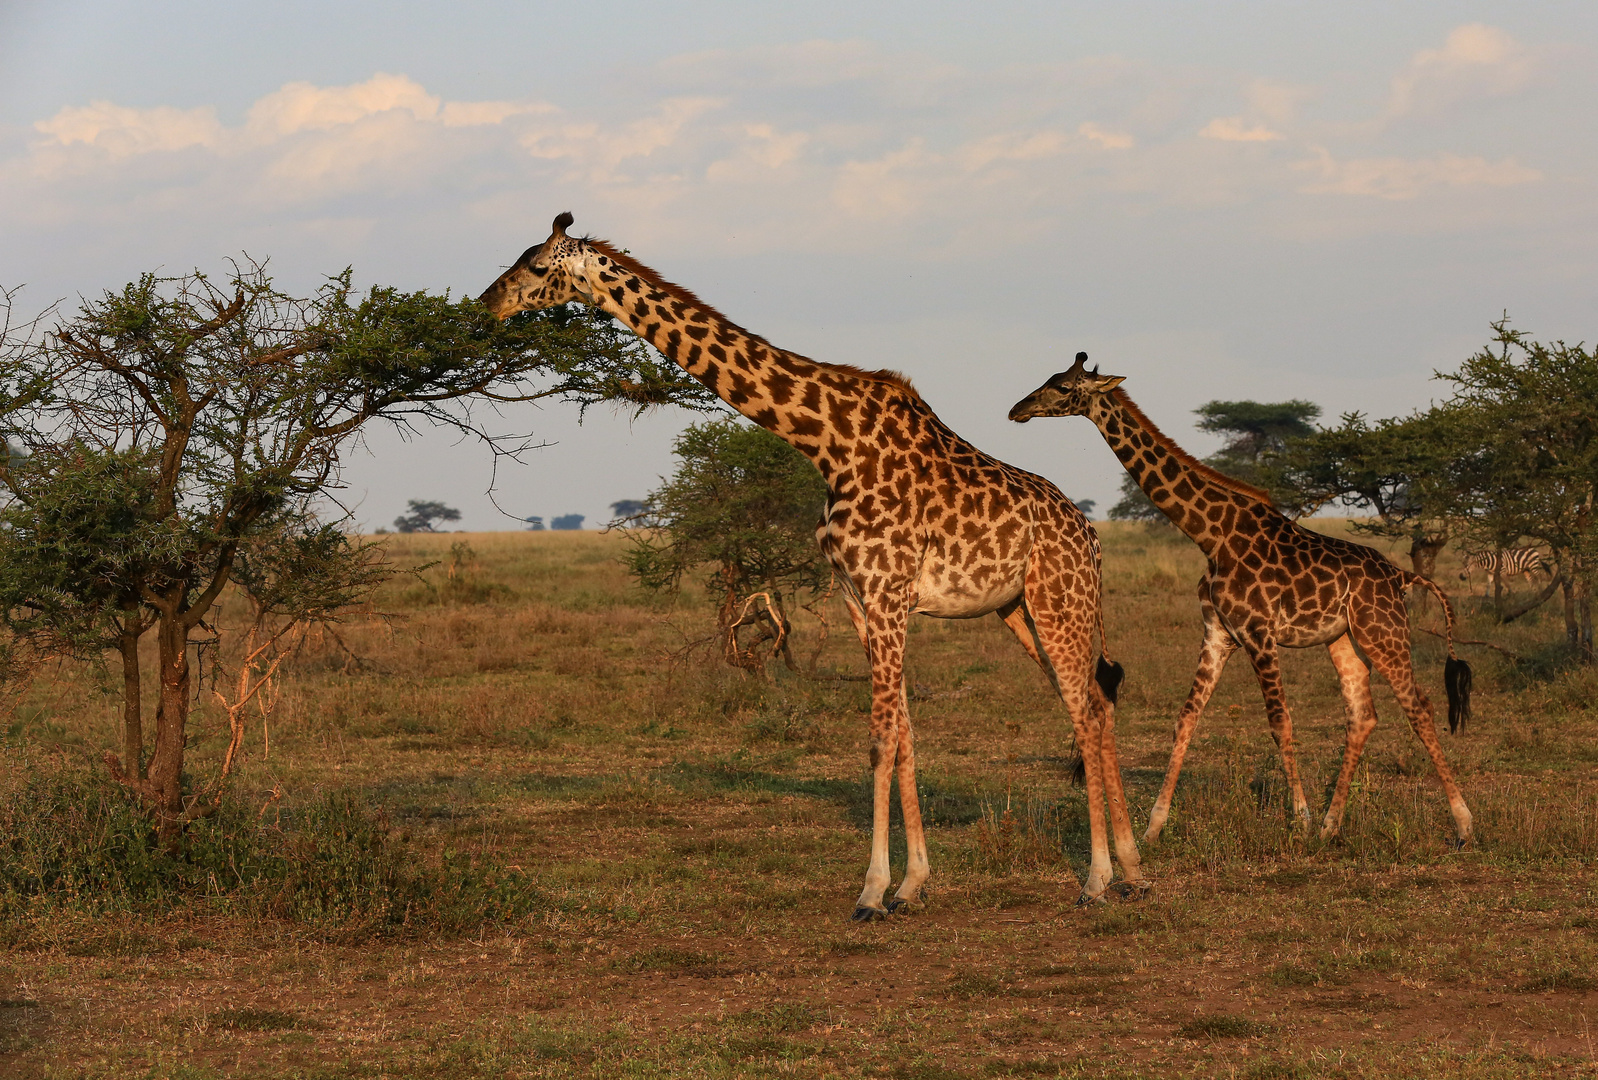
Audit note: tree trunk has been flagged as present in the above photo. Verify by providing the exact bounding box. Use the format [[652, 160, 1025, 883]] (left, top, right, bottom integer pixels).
[[118, 617, 144, 778], [1408, 532, 1447, 580], [147, 614, 193, 851], [1579, 565, 1595, 664], [1407, 531, 1447, 617], [1563, 572, 1580, 647], [1492, 564, 1505, 619], [1498, 571, 1565, 624]]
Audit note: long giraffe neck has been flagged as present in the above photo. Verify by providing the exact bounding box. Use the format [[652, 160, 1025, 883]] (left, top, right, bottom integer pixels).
[[583, 242, 909, 462], [1086, 389, 1272, 557]]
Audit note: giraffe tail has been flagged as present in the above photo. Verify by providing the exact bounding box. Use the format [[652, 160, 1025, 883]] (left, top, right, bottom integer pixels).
[[1064, 660, 1123, 786], [1409, 572, 1473, 734], [1065, 597, 1127, 786]]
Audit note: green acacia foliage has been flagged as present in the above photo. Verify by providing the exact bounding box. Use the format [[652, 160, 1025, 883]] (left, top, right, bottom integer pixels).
[[1429, 322, 1598, 654], [627, 418, 829, 599], [1266, 409, 1457, 575], [1270, 320, 1598, 653], [0, 262, 709, 845], [1195, 400, 1321, 464], [1108, 398, 1320, 522], [625, 419, 829, 668]]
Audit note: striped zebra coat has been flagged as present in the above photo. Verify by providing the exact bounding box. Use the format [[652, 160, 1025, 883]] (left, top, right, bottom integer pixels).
[[1459, 547, 1547, 591]]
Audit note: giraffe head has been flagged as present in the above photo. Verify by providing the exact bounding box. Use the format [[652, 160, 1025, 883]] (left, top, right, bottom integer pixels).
[[478, 212, 602, 318], [1008, 353, 1126, 423]]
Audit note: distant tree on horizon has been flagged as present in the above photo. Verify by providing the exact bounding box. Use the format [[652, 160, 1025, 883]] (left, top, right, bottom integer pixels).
[[551, 514, 585, 531], [1108, 398, 1321, 522], [393, 500, 461, 533], [524, 516, 545, 531], [609, 499, 649, 523]]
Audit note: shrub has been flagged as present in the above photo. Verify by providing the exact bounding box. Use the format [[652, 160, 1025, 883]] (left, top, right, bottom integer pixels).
[[0, 764, 544, 937]]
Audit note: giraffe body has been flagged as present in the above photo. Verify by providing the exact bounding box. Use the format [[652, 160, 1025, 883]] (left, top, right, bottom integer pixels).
[[1011, 356, 1474, 847], [481, 215, 1145, 912]]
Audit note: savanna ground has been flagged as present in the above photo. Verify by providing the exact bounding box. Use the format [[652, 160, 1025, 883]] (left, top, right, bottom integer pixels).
[[1, 521, 1596, 1079]]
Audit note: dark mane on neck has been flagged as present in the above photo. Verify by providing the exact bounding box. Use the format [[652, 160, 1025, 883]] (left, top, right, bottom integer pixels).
[[585, 238, 920, 399], [1112, 389, 1273, 506]]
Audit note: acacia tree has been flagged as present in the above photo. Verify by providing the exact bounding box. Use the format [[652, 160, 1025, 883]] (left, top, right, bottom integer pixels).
[[1108, 398, 1320, 522], [0, 264, 708, 845], [393, 499, 461, 532], [1428, 322, 1598, 657], [626, 418, 830, 672], [1266, 409, 1457, 577]]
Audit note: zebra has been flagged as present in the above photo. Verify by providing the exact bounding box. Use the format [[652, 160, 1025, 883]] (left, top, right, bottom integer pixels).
[[1459, 547, 1548, 592]]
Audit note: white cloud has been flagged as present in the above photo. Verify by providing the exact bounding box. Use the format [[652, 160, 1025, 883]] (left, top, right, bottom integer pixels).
[[34, 101, 222, 156], [1198, 117, 1283, 143], [441, 100, 553, 127], [833, 139, 932, 221], [20, 73, 560, 205], [1388, 24, 1535, 117], [705, 123, 809, 182], [519, 97, 723, 184], [5, 47, 1562, 256], [1296, 147, 1541, 199], [1245, 79, 1311, 125], [1077, 123, 1134, 150], [246, 73, 441, 137], [960, 130, 1070, 171]]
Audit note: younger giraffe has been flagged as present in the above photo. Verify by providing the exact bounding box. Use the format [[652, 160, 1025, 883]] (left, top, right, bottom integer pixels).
[[481, 215, 1146, 912], [1010, 355, 1474, 847]]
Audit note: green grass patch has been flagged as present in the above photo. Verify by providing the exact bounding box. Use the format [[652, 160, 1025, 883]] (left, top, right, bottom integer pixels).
[[1177, 1014, 1273, 1038]]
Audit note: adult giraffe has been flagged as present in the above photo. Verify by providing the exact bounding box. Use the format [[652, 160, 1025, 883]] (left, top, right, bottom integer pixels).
[[1010, 355, 1474, 848], [481, 214, 1145, 913]]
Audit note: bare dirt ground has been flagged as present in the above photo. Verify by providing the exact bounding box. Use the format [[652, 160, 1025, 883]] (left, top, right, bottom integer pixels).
[[2, 526, 1595, 1078]]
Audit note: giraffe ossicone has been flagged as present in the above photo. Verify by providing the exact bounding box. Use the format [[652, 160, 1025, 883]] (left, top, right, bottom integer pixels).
[[1010, 358, 1474, 848], [481, 214, 1147, 912]]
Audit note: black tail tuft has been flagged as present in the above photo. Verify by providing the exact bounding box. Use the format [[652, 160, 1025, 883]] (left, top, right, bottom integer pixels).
[[1095, 657, 1125, 705], [1444, 657, 1473, 735], [1069, 753, 1086, 787]]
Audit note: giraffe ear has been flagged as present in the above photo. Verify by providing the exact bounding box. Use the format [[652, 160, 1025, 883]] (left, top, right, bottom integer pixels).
[[552, 211, 575, 235], [1093, 375, 1126, 393]]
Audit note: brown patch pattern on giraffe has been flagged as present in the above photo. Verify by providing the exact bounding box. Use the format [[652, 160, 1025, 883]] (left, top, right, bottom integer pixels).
[[1011, 355, 1474, 848], [481, 215, 1147, 913]]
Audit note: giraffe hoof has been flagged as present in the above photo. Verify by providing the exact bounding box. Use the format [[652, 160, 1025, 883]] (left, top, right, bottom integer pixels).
[[851, 905, 888, 923], [1074, 891, 1109, 908], [1451, 836, 1470, 852], [1110, 880, 1152, 901], [886, 897, 924, 915]]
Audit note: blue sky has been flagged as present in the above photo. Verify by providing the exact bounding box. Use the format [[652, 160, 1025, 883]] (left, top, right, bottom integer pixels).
[[3, 2, 1595, 528]]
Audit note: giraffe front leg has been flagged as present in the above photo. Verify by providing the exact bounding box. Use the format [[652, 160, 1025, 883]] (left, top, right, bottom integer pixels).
[[852, 594, 911, 922], [1146, 604, 1237, 843], [888, 706, 929, 912], [1240, 630, 1313, 830], [852, 726, 897, 921], [1321, 634, 1379, 839]]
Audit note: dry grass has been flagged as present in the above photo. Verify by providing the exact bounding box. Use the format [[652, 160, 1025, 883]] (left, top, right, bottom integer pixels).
[[1, 522, 1596, 1078]]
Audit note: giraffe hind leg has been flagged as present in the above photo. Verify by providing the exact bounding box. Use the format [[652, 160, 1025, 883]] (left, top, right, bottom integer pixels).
[[1320, 634, 1379, 839], [1018, 588, 1131, 902], [1356, 622, 1474, 847]]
